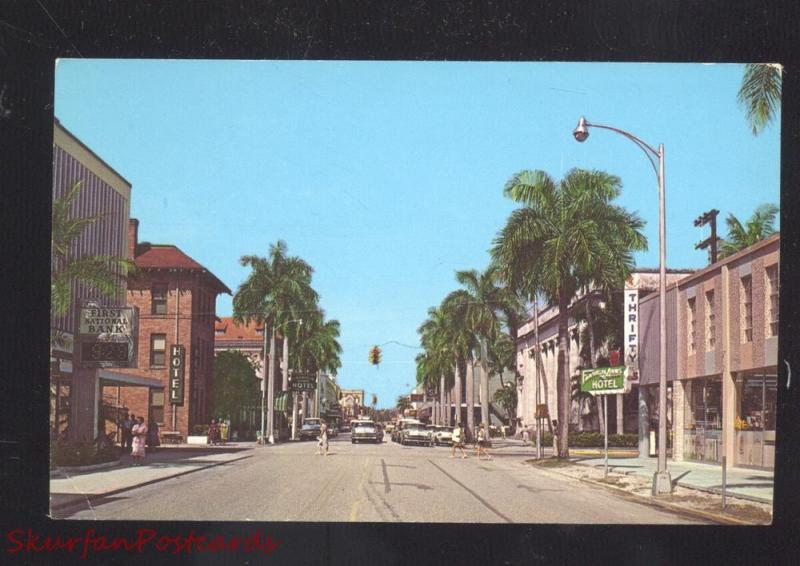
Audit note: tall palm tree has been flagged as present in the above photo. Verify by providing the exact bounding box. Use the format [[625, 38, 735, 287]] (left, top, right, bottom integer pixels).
[[233, 240, 319, 440], [396, 395, 412, 413], [492, 168, 647, 458], [51, 181, 134, 318], [451, 266, 522, 433], [418, 305, 456, 426], [739, 63, 782, 136], [719, 203, 779, 259], [292, 310, 342, 374]]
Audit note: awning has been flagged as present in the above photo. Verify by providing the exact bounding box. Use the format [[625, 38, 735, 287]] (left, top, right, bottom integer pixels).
[[98, 369, 163, 388], [274, 391, 290, 411]]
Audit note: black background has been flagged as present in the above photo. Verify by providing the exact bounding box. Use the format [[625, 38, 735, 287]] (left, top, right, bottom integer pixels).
[[1, 1, 798, 564]]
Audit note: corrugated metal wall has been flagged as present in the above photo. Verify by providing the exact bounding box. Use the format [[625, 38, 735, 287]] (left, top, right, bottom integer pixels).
[[51, 145, 129, 334]]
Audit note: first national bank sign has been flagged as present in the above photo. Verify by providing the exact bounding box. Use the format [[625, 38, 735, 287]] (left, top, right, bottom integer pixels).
[[77, 305, 138, 368]]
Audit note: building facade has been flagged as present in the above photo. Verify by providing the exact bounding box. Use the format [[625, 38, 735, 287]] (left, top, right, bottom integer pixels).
[[109, 219, 231, 441], [50, 119, 148, 443], [669, 234, 779, 469]]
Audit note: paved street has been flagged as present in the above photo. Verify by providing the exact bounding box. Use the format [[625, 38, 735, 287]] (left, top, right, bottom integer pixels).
[[55, 435, 704, 523]]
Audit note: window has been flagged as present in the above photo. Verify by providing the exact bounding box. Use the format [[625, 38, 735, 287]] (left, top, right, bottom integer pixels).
[[150, 389, 165, 423], [766, 265, 779, 337], [150, 334, 167, 366], [705, 290, 715, 349], [687, 297, 697, 354], [741, 275, 753, 342], [152, 284, 168, 315]]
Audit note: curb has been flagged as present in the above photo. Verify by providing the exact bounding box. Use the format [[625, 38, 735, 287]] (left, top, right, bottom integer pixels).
[[50, 454, 253, 513], [526, 462, 762, 526], [55, 459, 121, 474]]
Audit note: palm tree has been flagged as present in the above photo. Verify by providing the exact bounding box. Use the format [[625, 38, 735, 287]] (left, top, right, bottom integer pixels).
[[51, 181, 134, 318], [719, 204, 779, 259], [396, 395, 412, 414], [292, 310, 342, 374], [492, 168, 647, 458], [418, 305, 455, 425], [739, 63, 782, 136], [233, 240, 319, 440], [450, 266, 522, 434]]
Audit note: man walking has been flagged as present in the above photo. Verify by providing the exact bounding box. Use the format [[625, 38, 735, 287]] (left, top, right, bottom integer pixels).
[[475, 423, 492, 460], [451, 423, 468, 459]]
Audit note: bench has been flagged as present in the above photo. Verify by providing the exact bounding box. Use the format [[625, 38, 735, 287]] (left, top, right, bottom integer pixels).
[[160, 431, 183, 445]]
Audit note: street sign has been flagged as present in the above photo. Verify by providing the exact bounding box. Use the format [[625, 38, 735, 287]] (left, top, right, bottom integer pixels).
[[580, 366, 627, 395], [169, 345, 185, 405]]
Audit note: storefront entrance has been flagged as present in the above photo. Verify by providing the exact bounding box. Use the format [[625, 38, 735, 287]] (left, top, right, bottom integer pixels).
[[683, 377, 723, 464], [735, 369, 777, 470]]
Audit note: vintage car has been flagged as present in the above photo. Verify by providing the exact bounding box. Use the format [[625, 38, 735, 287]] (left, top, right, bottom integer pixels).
[[400, 423, 433, 446], [430, 425, 453, 446], [392, 418, 421, 442], [299, 418, 322, 441], [351, 420, 382, 443]]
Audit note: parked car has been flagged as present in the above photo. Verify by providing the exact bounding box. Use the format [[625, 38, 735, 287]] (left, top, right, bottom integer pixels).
[[351, 420, 382, 444], [383, 422, 395, 435], [393, 418, 421, 442], [299, 418, 322, 441], [400, 423, 433, 446], [340, 423, 351, 433], [430, 425, 453, 446]]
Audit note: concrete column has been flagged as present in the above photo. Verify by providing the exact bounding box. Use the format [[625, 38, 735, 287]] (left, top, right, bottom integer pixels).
[[616, 394, 624, 434], [638, 385, 649, 459], [92, 371, 100, 441], [673, 379, 686, 461], [721, 264, 736, 465]]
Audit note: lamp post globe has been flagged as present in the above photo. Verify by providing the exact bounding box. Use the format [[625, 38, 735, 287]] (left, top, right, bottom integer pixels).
[[573, 116, 590, 142]]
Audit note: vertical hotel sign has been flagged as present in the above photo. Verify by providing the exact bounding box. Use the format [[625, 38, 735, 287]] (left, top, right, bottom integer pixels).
[[170, 345, 185, 405], [624, 275, 639, 386]]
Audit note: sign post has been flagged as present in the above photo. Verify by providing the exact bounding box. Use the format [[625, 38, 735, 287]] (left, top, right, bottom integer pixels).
[[581, 366, 626, 479]]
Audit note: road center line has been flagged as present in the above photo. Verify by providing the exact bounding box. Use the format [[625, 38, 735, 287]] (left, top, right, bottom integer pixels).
[[428, 459, 513, 523]]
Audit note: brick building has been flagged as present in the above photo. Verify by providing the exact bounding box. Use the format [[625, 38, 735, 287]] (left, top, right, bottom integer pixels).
[[107, 219, 231, 441]]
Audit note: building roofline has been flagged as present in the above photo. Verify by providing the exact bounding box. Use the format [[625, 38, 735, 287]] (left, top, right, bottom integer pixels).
[[54, 118, 133, 188]]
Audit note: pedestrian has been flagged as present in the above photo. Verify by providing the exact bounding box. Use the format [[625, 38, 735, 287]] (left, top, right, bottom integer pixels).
[[131, 416, 148, 465], [146, 417, 160, 452], [522, 425, 530, 444], [122, 412, 134, 452], [317, 419, 329, 456], [475, 423, 492, 460], [450, 423, 468, 459], [208, 419, 218, 445]]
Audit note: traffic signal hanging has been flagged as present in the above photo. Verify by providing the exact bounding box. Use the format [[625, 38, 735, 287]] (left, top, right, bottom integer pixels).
[[369, 345, 382, 366]]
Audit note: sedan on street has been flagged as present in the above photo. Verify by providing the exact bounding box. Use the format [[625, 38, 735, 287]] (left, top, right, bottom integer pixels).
[[400, 423, 433, 446], [351, 420, 382, 444]]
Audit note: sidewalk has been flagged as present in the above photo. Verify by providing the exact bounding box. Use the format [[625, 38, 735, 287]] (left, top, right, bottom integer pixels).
[[50, 443, 256, 516], [570, 455, 773, 504]]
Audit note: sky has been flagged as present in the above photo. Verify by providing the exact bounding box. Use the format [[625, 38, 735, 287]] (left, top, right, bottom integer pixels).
[[54, 60, 781, 408]]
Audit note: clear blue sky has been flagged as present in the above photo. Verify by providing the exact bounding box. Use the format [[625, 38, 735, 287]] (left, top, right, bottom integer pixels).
[[55, 61, 780, 408]]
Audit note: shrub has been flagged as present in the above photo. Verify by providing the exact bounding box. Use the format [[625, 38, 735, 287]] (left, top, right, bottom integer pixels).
[[526, 431, 638, 448], [193, 425, 210, 436], [50, 441, 120, 468]]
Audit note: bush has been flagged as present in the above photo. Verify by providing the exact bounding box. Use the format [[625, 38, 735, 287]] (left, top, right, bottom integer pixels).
[[50, 441, 119, 468], [527, 431, 638, 448], [193, 425, 210, 436]]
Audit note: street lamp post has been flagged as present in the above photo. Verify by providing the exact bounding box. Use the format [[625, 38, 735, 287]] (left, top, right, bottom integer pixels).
[[573, 116, 672, 495]]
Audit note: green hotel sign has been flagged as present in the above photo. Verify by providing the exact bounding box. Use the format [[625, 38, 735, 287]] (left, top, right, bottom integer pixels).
[[580, 366, 627, 395]]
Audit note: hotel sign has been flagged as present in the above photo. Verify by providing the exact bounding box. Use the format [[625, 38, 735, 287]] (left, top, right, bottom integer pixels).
[[169, 345, 185, 405], [290, 373, 317, 392], [77, 305, 138, 368], [581, 366, 627, 395]]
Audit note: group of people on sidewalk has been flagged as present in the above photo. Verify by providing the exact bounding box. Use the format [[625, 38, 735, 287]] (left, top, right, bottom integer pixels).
[[120, 413, 160, 465], [450, 422, 492, 460]]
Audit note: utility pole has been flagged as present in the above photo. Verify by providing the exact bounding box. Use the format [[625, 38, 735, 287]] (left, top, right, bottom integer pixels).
[[694, 208, 721, 265]]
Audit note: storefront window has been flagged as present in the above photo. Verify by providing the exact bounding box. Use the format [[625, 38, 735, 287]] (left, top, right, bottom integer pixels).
[[683, 378, 723, 463], [735, 370, 777, 469]]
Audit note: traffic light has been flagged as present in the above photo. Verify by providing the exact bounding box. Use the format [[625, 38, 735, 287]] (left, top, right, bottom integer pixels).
[[369, 345, 382, 366]]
